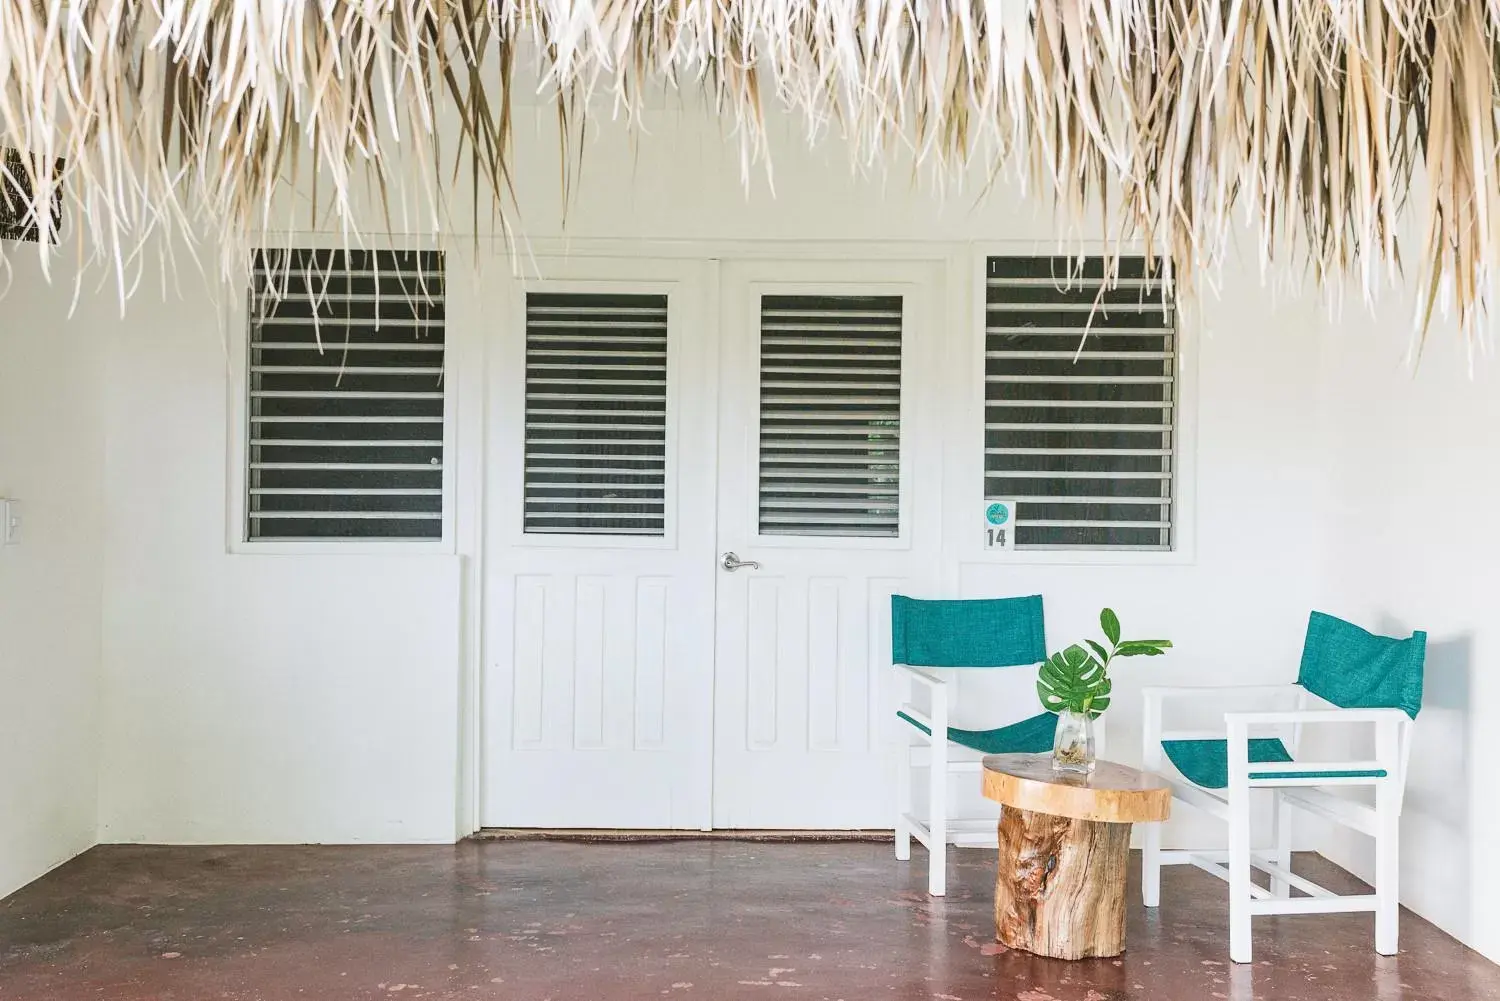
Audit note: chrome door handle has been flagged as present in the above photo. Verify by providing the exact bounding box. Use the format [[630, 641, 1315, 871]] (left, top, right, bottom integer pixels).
[[721, 551, 762, 572]]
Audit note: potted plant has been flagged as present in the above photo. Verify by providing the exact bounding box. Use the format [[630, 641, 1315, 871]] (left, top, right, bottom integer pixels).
[[1037, 608, 1171, 774]]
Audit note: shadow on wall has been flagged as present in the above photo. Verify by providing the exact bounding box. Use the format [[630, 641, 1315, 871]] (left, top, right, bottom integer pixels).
[[1399, 630, 1472, 940], [1407, 632, 1472, 826]]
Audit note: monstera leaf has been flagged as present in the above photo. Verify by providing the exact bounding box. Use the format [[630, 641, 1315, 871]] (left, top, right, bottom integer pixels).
[[1036, 609, 1171, 719], [1037, 644, 1112, 718]]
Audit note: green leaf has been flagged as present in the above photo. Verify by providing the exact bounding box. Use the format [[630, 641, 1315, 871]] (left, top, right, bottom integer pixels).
[[1035, 680, 1066, 712], [1100, 607, 1121, 646], [1115, 641, 1169, 657], [1085, 639, 1110, 664], [1036, 645, 1110, 716], [1038, 653, 1071, 685]]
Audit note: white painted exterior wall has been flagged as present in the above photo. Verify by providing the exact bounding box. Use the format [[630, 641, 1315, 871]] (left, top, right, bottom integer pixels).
[[87, 108, 1331, 847], [1312, 296, 1500, 960], [96, 284, 467, 844], [0, 104, 1494, 961], [0, 253, 104, 898]]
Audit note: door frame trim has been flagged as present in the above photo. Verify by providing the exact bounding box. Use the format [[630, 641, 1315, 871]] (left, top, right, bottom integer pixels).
[[723, 260, 932, 552]]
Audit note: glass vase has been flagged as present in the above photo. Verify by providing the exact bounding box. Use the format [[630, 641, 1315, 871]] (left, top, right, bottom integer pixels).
[[1052, 709, 1096, 775]]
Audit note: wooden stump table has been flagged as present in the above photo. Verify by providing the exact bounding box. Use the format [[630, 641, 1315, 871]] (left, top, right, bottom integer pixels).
[[981, 754, 1170, 961]]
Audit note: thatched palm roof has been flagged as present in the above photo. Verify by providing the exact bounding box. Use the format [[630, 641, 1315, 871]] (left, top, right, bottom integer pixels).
[[0, 1, 1495, 340]]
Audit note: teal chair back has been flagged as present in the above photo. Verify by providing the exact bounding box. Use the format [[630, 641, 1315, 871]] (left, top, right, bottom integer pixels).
[[890, 594, 1046, 668], [1297, 611, 1426, 719]]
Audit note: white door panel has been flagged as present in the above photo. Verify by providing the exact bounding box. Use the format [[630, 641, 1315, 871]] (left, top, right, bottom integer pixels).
[[713, 570, 913, 827], [482, 259, 717, 829], [712, 261, 944, 829], [487, 568, 712, 827]]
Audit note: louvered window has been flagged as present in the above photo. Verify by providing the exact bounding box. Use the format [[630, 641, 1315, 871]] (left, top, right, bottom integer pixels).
[[523, 293, 668, 535], [985, 256, 1175, 550], [246, 248, 445, 541], [758, 294, 902, 537], [1, 148, 62, 244]]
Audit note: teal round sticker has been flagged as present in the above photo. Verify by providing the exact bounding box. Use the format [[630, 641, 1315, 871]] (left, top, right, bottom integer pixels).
[[985, 503, 1010, 526]]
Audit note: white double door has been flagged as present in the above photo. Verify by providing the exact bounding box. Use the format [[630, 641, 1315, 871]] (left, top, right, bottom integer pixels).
[[482, 255, 942, 829]]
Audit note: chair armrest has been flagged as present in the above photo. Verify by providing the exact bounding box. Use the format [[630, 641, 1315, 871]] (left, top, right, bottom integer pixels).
[[1223, 708, 1408, 727], [1224, 709, 1408, 784], [1142, 684, 1303, 706], [894, 664, 948, 691]]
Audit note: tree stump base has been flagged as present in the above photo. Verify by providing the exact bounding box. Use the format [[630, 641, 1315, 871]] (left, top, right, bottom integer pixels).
[[982, 754, 1170, 960], [993, 806, 1132, 960]]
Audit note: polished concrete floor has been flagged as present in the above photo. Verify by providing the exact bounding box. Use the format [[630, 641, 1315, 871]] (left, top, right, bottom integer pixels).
[[1, 841, 1497, 1000]]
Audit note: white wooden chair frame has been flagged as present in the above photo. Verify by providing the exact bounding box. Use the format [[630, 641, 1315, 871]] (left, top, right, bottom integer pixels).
[[895, 665, 1104, 896], [1140, 684, 1413, 963]]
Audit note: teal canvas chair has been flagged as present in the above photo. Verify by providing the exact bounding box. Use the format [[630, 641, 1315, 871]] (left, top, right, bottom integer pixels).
[[1141, 611, 1426, 963], [892, 594, 1074, 896]]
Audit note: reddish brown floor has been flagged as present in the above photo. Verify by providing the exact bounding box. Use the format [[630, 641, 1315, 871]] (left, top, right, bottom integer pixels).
[[1, 842, 1497, 1000]]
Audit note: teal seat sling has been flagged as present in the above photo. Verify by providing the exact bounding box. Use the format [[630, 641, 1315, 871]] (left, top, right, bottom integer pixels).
[[892, 594, 1054, 754], [1164, 611, 1426, 790]]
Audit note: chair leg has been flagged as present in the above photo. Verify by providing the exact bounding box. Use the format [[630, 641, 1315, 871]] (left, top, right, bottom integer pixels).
[[928, 740, 947, 896], [895, 743, 912, 862], [1142, 820, 1162, 907], [1270, 791, 1293, 898], [1375, 780, 1400, 956], [1227, 770, 1253, 963]]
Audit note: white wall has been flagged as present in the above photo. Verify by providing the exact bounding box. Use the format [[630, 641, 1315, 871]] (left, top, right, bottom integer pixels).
[[76, 107, 1329, 849], [95, 279, 466, 844], [1311, 292, 1500, 961], [0, 252, 104, 896]]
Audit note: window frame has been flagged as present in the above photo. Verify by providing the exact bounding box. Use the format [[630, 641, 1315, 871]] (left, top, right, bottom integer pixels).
[[225, 239, 459, 556], [517, 285, 674, 543], [502, 273, 687, 552], [743, 274, 919, 553], [966, 245, 1198, 566]]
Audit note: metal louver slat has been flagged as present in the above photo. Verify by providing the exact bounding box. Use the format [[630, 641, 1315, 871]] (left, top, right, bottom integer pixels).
[[252, 390, 444, 399], [528, 483, 662, 493], [247, 248, 445, 541], [525, 466, 664, 476], [523, 291, 669, 536], [254, 317, 439, 328], [254, 415, 442, 424], [254, 292, 432, 304], [985, 277, 1162, 288], [251, 488, 442, 496], [251, 511, 441, 521], [987, 301, 1171, 313], [985, 256, 1176, 550], [253, 462, 442, 471], [986, 375, 1172, 384], [757, 293, 903, 538], [253, 366, 443, 376], [987, 469, 1172, 480], [253, 341, 445, 351]]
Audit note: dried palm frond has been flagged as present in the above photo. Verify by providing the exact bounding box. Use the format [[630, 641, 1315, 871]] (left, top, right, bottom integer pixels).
[[0, 0, 1497, 345]]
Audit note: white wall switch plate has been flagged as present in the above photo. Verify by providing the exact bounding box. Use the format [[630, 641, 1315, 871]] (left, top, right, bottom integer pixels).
[[1, 499, 18, 545]]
